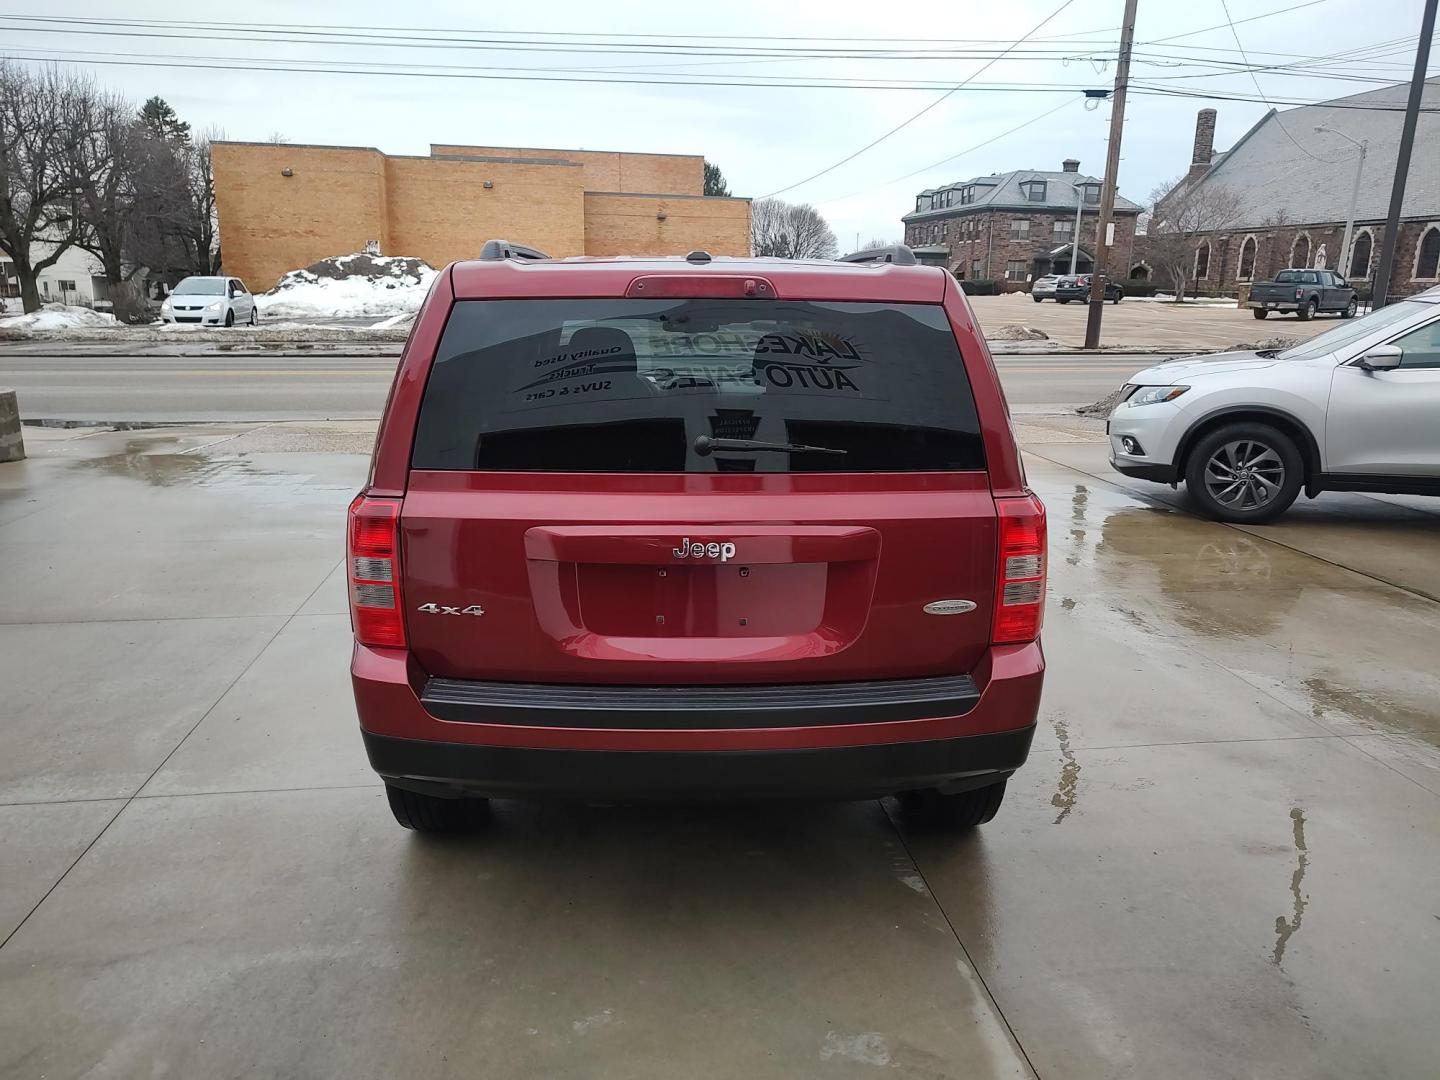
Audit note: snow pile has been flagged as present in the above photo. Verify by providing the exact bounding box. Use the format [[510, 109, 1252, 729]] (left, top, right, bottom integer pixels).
[[0, 303, 117, 334], [989, 324, 1049, 342], [1130, 294, 1236, 306], [369, 311, 416, 331], [257, 254, 437, 319]]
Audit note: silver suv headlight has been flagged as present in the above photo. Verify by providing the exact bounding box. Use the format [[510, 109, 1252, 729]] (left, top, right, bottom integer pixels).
[[1126, 385, 1189, 407]]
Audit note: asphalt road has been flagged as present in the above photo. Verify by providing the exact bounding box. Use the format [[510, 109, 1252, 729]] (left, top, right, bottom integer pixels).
[[0, 348, 1154, 422]]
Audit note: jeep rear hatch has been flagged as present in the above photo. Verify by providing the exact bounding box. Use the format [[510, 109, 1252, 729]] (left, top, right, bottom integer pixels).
[[399, 297, 1001, 684]]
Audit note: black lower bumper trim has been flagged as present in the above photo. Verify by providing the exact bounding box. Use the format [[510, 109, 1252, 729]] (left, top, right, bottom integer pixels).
[[421, 674, 980, 729], [1110, 459, 1178, 484], [364, 725, 1036, 801]]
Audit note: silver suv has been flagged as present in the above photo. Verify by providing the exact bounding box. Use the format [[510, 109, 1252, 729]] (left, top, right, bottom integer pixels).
[[1108, 286, 1440, 522]]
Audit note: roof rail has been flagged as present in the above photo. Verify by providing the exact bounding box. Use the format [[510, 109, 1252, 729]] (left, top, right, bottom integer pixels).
[[478, 239, 550, 261], [839, 244, 918, 267]]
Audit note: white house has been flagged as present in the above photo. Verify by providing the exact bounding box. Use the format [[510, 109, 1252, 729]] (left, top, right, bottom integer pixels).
[[1, 241, 119, 313]]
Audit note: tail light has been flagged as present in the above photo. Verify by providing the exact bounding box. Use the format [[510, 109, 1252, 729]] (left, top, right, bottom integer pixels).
[[1295, 288, 1305, 300], [348, 494, 406, 648], [992, 494, 1047, 645]]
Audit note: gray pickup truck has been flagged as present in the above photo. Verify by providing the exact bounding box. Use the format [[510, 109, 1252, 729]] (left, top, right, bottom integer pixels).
[[1249, 268, 1358, 320]]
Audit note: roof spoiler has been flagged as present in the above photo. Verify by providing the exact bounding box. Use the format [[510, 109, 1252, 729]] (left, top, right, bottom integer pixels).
[[838, 244, 917, 267], [478, 239, 550, 261]]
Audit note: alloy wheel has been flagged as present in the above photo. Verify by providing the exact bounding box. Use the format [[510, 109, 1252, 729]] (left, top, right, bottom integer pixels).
[[1203, 440, 1286, 511]]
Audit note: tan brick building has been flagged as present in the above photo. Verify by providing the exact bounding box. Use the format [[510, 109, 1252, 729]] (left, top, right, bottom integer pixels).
[[212, 141, 751, 291]]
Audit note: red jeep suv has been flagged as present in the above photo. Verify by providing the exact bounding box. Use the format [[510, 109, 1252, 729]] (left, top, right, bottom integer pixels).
[[350, 243, 1045, 832]]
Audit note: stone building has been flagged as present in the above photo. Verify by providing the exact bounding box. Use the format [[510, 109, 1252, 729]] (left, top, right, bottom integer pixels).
[[1142, 78, 1440, 297], [212, 142, 751, 291], [901, 159, 1140, 289]]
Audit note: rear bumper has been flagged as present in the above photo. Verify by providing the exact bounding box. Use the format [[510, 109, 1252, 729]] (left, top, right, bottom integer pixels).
[[366, 726, 1034, 800], [1247, 300, 1300, 311], [352, 641, 1044, 798]]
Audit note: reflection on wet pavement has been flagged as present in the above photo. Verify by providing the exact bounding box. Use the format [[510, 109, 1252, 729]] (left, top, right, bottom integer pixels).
[[1271, 807, 1309, 967], [1066, 484, 1087, 568], [71, 442, 260, 488], [1050, 716, 1080, 824]]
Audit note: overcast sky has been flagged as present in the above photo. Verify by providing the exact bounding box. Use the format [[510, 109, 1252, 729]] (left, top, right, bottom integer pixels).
[[2, 0, 1435, 249]]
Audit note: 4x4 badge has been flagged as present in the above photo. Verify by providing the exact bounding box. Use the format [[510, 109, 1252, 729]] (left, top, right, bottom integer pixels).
[[417, 603, 486, 616]]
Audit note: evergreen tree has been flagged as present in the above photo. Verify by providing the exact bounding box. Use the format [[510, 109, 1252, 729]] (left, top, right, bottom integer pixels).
[[138, 96, 190, 144], [703, 160, 731, 197]]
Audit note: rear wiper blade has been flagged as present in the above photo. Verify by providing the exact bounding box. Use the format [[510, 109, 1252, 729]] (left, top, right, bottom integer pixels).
[[693, 435, 847, 457]]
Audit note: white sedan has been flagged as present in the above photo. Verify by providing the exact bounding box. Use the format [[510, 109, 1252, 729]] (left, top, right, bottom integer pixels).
[[161, 276, 257, 327]]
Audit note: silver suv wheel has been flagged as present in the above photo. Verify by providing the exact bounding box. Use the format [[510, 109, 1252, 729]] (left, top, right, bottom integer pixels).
[[1203, 439, 1286, 511]]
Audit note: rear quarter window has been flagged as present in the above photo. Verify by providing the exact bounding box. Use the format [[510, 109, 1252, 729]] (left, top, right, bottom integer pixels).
[[410, 298, 984, 473]]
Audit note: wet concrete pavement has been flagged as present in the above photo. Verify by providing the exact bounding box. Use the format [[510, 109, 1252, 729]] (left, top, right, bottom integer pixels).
[[2, 424, 1439, 1078]]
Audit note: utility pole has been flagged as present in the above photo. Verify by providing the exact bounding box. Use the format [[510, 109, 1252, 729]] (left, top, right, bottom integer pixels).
[[1370, 0, 1436, 307], [1084, 0, 1139, 350], [1069, 180, 1086, 277]]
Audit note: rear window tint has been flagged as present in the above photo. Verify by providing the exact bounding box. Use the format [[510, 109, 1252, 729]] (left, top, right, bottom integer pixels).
[[411, 299, 983, 473]]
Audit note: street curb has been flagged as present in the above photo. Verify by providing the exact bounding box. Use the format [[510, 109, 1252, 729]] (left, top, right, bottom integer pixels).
[[21, 417, 382, 429], [988, 344, 1211, 356]]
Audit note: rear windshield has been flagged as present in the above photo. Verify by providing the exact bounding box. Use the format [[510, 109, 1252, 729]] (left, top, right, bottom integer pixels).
[[411, 299, 984, 473], [1275, 270, 1318, 284]]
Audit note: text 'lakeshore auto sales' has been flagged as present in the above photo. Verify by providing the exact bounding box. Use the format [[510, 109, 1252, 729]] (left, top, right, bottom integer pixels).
[[509, 328, 875, 409]]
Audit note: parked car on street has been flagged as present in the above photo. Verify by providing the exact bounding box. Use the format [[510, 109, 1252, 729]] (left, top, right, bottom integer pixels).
[[350, 242, 1046, 833], [1054, 274, 1122, 304], [160, 276, 257, 326], [1031, 274, 1063, 301], [1248, 268, 1357, 320], [1108, 285, 1440, 522]]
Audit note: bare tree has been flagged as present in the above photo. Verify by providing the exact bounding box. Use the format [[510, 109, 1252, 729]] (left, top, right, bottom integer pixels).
[[751, 198, 839, 260], [1145, 175, 1244, 301], [177, 132, 221, 275], [0, 63, 91, 312], [73, 88, 150, 291]]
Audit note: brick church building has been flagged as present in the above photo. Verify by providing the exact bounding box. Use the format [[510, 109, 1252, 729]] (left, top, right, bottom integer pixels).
[[1144, 79, 1440, 298]]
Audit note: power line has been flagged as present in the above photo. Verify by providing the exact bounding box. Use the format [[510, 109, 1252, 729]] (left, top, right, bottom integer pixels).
[[817, 98, 1081, 206], [0, 52, 1101, 92], [4, 49, 1434, 111], [0, 13, 1124, 48], [1216, 0, 1337, 161], [0, 16, 1126, 59], [1142, 0, 1331, 45], [757, 0, 1078, 199]]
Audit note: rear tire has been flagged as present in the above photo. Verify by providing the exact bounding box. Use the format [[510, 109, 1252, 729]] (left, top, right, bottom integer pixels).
[[1296, 298, 1317, 321], [1033, 294, 1044, 303], [1341, 297, 1357, 319], [1253, 308, 1269, 319], [1183, 421, 1303, 524], [385, 783, 490, 833], [248, 306, 257, 326], [900, 780, 1007, 829]]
